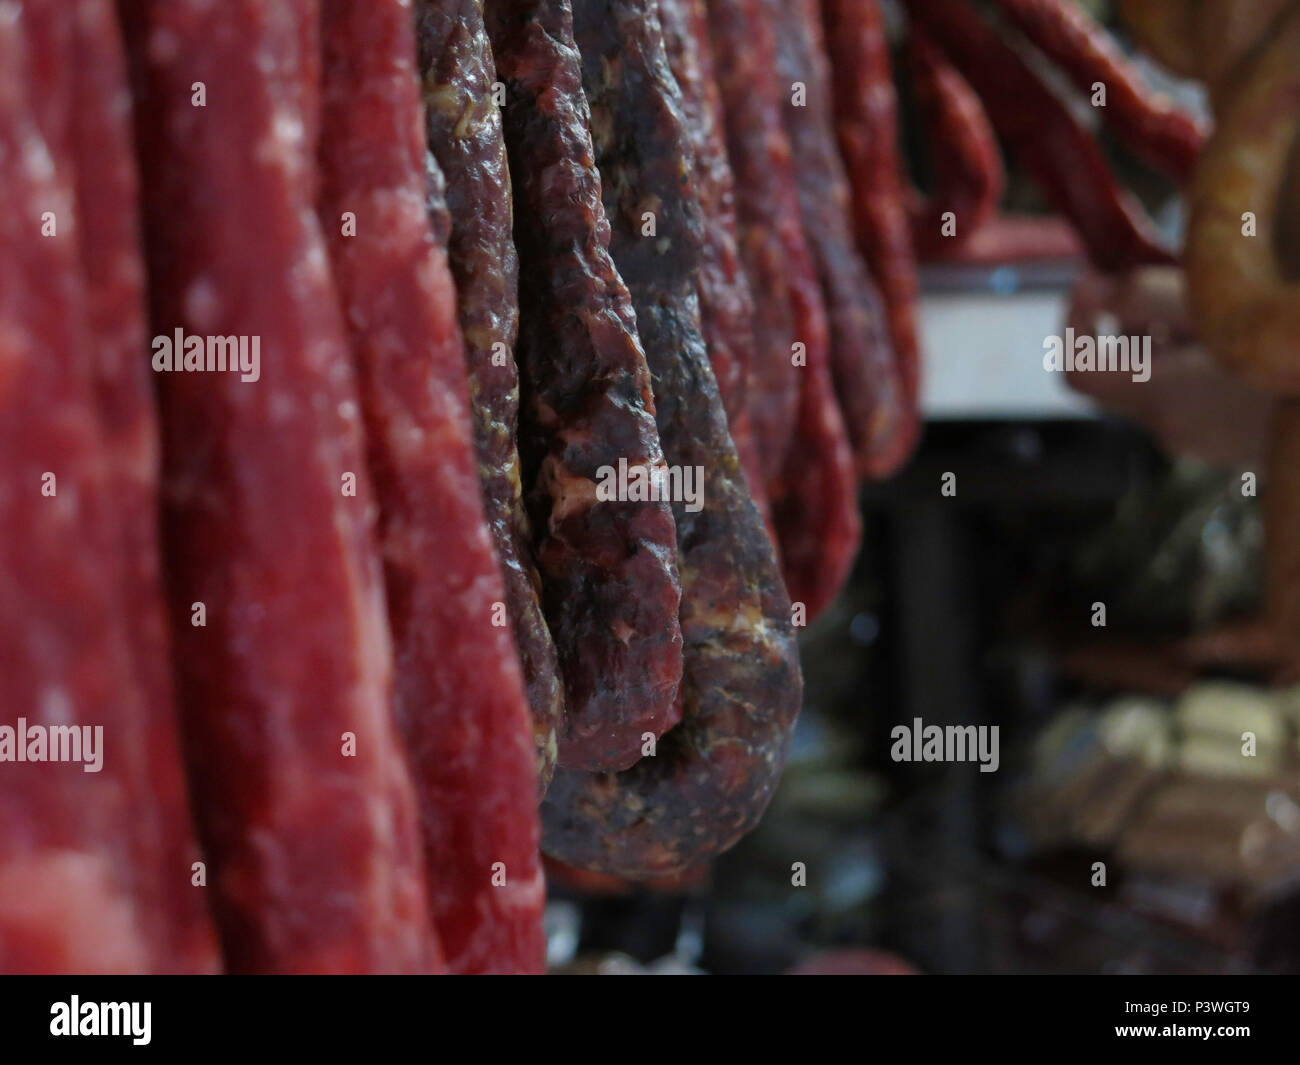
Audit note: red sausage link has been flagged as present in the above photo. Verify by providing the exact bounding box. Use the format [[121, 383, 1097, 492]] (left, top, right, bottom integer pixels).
[[900, 0, 1174, 271], [991, 0, 1206, 183], [820, 0, 923, 443], [768, 0, 909, 480], [318, 0, 545, 975], [0, 4, 170, 975], [708, 0, 861, 617], [906, 25, 1005, 258], [121, 0, 442, 973], [705, 0, 802, 482], [68, 0, 222, 974]]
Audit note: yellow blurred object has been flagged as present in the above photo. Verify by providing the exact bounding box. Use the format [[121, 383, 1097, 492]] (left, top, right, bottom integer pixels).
[[1174, 681, 1285, 776], [1179, 735, 1277, 778], [1098, 695, 1174, 766], [1116, 0, 1199, 78], [1176, 681, 1281, 740]]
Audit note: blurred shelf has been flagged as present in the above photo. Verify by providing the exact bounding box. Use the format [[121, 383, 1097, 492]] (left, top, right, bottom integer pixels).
[[918, 266, 1096, 421]]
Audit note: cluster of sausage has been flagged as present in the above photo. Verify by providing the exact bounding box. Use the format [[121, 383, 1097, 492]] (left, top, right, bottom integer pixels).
[[896, 0, 1204, 268], [0, 0, 1218, 975]]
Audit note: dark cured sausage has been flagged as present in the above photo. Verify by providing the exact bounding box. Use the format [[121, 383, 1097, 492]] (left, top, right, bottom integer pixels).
[[0, 3, 201, 975], [413, 0, 563, 789], [541, 0, 803, 879], [122, 0, 441, 973], [656, 0, 749, 419], [767, 0, 908, 480], [658, 0, 769, 523], [708, 0, 861, 618], [485, 0, 685, 772], [318, 0, 545, 975]]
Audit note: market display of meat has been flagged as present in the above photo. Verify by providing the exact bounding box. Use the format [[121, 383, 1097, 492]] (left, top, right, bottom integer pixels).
[[5, 0, 1295, 978]]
